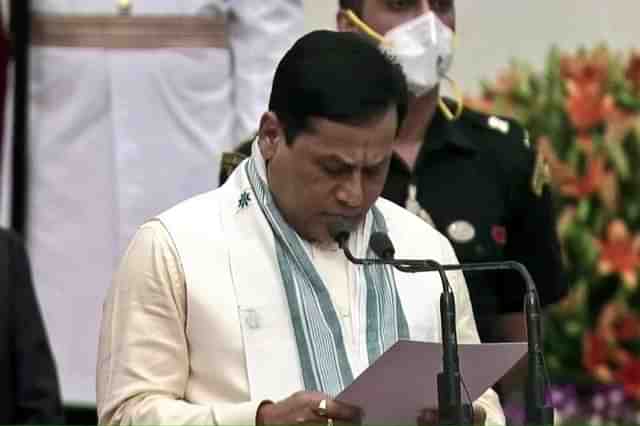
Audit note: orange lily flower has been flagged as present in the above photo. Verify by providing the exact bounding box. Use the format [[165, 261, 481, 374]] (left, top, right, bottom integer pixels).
[[582, 332, 614, 383], [616, 313, 640, 341], [595, 219, 640, 289], [565, 85, 612, 133], [536, 136, 618, 209], [559, 156, 606, 199], [604, 98, 637, 145], [596, 302, 640, 344], [561, 50, 611, 132], [560, 48, 609, 84], [616, 359, 640, 400]]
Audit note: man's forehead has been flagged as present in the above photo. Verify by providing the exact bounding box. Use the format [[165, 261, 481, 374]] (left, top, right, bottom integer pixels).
[[301, 125, 394, 167], [315, 149, 390, 165], [305, 107, 398, 132]]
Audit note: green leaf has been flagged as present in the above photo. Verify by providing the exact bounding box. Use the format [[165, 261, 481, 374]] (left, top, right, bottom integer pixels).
[[576, 199, 592, 222], [604, 137, 631, 179], [617, 90, 640, 111]]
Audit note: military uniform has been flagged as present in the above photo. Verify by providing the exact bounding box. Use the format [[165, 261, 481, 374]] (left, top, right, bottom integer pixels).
[[219, 103, 567, 342]]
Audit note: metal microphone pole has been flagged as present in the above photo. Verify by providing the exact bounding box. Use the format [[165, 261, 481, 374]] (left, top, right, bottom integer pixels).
[[397, 260, 552, 426], [334, 229, 472, 425], [360, 248, 554, 426], [393, 260, 552, 426], [433, 264, 473, 426], [358, 231, 553, 424]]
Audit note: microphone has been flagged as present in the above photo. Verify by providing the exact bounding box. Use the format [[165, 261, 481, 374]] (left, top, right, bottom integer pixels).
[[369, 232, 395, 260], [368, 231, 553, 426], [328, 220, 371, 267], [328, 221, 351, 250]]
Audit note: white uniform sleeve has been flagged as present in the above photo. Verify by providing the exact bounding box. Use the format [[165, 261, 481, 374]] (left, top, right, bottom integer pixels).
[[0, 13, 12, 227], [227, 0, 304, 142], [96, 221, 262, 425], [439, 235, 506, 426], [1, 0, 9, 32]]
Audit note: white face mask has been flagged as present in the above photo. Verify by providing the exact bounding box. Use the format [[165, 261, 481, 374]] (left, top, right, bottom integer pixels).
[[381, 12, 455, 96]]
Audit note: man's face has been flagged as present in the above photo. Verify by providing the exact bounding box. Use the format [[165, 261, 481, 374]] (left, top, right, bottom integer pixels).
[[259, 107, 398, 243], [340, 0, 455, 35]]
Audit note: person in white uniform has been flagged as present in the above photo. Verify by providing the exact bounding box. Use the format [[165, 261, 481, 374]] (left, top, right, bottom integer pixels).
[[0, 0, 303, 404], [97, 30, 505, 425]]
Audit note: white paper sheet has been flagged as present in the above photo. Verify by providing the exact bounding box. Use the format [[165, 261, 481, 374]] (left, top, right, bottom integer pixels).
[[337, 340, 527, 425]]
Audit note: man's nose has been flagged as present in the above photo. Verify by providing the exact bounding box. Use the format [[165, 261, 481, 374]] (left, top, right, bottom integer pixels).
[[336, 172, 364, 208]]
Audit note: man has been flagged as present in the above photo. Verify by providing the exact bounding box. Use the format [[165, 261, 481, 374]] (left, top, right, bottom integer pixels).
[[0, 0, 303, 403], [0, 228, 64, 424], [335, 0, 567, 343], [97, 30, 504, 424]]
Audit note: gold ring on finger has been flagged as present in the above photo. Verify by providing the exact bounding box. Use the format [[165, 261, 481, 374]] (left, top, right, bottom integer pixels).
[[317, 399, 329, 417]]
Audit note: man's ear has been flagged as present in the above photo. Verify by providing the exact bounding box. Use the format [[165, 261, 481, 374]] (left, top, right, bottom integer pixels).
[[336, 9, 358, 32], [258, 112, 285, 161]]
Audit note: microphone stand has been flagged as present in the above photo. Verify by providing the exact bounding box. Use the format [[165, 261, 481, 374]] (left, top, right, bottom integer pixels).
[[391, 259, 473, 426], [399, 261, 553, 426], [341, 245, 554, 426], [336, 236, 473, 425]]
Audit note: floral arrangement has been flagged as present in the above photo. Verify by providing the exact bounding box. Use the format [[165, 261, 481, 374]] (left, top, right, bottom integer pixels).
[[466, 46, 640, 424]]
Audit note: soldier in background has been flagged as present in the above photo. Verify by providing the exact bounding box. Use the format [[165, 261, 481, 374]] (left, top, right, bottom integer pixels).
[[333, 0, 566, 345]]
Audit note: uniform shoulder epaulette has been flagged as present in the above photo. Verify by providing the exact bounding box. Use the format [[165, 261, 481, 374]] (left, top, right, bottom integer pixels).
[[461, 106, 531, 149], [461, 105, 550, 196]]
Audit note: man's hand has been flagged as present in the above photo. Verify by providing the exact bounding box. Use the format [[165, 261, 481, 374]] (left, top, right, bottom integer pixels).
[[257, 391, 362, 425], [473, 405, 487, 425], [417, 405, 487, 425]]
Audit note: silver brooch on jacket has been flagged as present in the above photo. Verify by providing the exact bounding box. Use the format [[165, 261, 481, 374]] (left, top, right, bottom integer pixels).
[[447, 220, 476, 244], [238, 191, 252, 209]]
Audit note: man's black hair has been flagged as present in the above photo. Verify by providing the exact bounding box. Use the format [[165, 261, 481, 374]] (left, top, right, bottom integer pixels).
[[268, 30, 408, 145]]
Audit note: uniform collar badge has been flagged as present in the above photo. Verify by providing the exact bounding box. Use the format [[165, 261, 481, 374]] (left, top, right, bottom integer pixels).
[[447, 220, 475, 244], [531, 151, 551, 197]]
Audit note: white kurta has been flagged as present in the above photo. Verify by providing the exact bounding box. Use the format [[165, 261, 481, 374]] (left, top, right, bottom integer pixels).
[[2, 0, 303, 403], [96, 158, 505, 425]]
